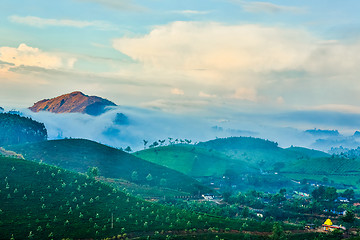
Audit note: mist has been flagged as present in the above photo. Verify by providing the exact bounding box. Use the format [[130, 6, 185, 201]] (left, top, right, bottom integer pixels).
[[19, 107, 360, 152]]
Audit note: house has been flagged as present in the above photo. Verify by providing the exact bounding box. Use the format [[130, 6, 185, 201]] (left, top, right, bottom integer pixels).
[[202, 194, 214, 201], [305, 224, 315, 230], [322, 219, 346, 231], [337, 197, 350, 203]]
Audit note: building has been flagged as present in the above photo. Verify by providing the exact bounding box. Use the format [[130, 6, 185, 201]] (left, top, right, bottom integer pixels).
[[322, 219, 346, 231]]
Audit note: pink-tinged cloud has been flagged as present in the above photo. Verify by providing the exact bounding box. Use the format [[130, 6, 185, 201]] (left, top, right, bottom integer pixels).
[[0, 44, 76, 71], [171, 88, 185, 95]]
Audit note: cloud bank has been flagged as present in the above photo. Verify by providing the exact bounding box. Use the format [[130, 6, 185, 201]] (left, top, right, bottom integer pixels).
[[0, 44, 76, 72]]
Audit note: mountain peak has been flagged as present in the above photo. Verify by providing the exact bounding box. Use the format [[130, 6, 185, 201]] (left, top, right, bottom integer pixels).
[[29, 91, 117, 116]]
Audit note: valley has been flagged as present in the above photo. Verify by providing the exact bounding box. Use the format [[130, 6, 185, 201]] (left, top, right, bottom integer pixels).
[[2, 97, 360, 239]]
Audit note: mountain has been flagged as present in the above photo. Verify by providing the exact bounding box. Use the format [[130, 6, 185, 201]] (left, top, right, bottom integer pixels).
[[29, 91, 117, 116], [134, 144, 256, 177], [0, 113, 47, 146], [6, 139, 208, 195], [0, 155, 252, 239]]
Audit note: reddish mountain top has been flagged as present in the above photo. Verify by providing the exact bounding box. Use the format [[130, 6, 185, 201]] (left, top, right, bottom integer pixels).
[[29, 91, 116, 116]]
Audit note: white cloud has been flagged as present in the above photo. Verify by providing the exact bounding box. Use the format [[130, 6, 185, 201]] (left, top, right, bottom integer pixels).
[[113, 21, 314, 74], [0, 44, 76, 72], [9, 15, 116, 30], [172, 10, 211, 15], [199, 91, 217, 98], [113, 21, 360, 105], [232, 88, 257, 101], [76, 0, 146, 11], [171, 88, 184, 95], [232, 1, 306, 14]]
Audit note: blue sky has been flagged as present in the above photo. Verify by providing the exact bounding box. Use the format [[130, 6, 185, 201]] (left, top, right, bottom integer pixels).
[[1, 0, 360, 121]]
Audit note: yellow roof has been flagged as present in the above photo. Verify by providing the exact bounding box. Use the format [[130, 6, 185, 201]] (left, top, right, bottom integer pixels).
[[324, 219, 333, 226]]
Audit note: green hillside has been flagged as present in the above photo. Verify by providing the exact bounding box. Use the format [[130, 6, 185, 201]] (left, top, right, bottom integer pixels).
[[0, 156, 264, 239], [134, 144, 256, 177], [283, 156, 360, 175], [7, 139, 208, 195], [196, 137, 328, 171], [0, 113, 47, 146], [284, 146, 330, 159], [281, 156, 360, 189]]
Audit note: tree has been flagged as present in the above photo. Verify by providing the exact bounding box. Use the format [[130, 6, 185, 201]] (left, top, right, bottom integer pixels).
[[341, 189, 355, 200], [342, 210, 355, 228], [124, 146, 132, 153], [325, 187, 337, 201], [143, 140, 148, 149], [312, 186, 326, 200], [87, 167, 99, 178], [160, 178, 167, 186], [131, 171, 138, 181], [270, 222, 286, 240], [241, 207, 250, 218], [146, 173, 153, 182]]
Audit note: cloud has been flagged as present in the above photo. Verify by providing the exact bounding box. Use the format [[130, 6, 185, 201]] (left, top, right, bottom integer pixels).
[[113, 21, 314, 74], [76, 0, 146, 11], [199, 91, 217, 98], [112, 21, 360, 108], [305, 104, 360, 114], [0, 44, 76, 72], [172, 10, 211, 15], [232, 88, 257, 101], [9, 15, 116, 30], [22, 105, 360, 152], [21, 107, 222, 151], [171, 88, 184, 95], [232, 1, 306, 14]]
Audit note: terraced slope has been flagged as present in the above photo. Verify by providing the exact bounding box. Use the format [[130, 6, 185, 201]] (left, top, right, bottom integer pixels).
[[134, 144, 256, 177], [197, 137, 328, 171], [7, 139, 208, 195], [0, 156, 253, 239]]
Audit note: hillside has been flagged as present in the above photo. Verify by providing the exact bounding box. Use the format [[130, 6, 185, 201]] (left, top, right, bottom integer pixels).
[[134, 144, 256, 177], [196, 137, 328, 171], [284, 146, 329, 159], [7, 139, 208, 195], [0, 156, 259, 239], [283, 156, 360, 175], [0, 113, 47, 146], [29, 91, 117, 116]]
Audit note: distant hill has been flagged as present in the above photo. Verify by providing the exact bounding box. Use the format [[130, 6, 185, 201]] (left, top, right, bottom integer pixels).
[[304, 129, 340, 137], [285, 146, 329, 159], [29, 91, 117, 116], [0, 156, 250, 239], [135, 137, 330, 176], [7, 139, 207, 195], [134, 144, 256, 177], [282, 156, 360, 175], [0, 113, 47, 146], [196, 137, 329, 171]]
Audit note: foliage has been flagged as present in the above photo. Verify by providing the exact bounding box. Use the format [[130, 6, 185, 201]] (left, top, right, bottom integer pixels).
[[0, 113, 47, 146], [134, 144, 256, 177], [7, 139, 208, 195], [0, 155, 256, 239]]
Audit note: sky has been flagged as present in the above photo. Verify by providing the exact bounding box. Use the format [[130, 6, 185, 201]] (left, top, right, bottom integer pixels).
[[2, 0, 360, 145]]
